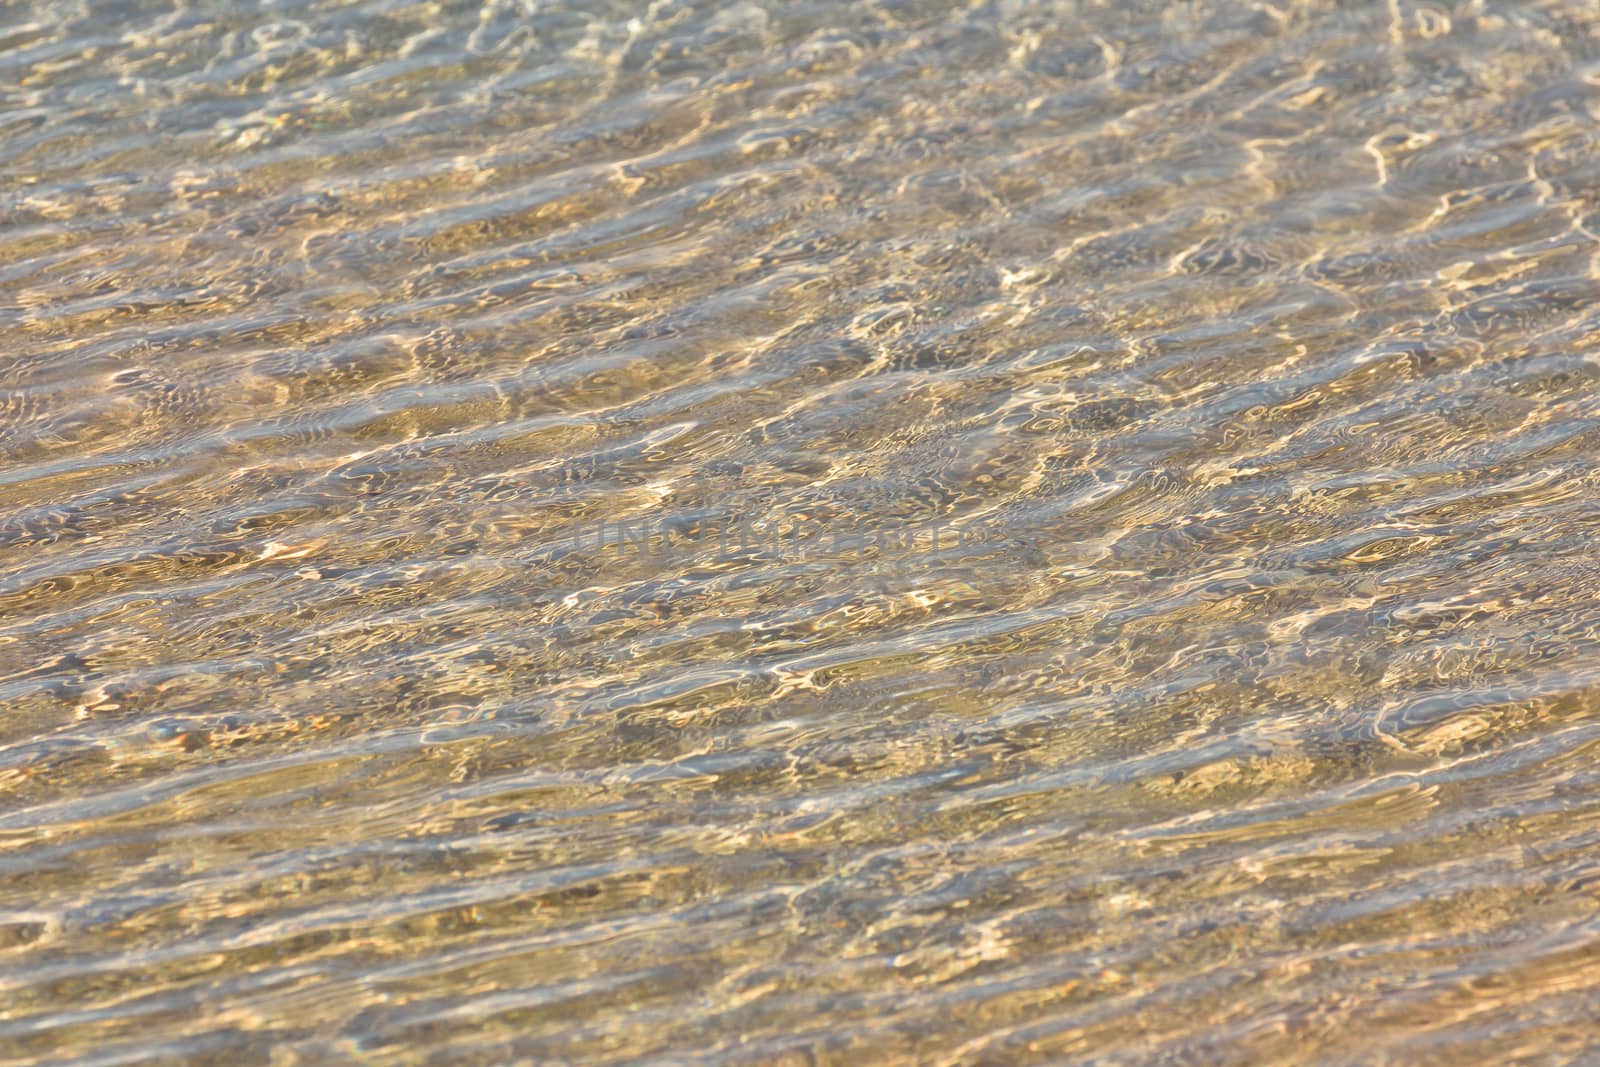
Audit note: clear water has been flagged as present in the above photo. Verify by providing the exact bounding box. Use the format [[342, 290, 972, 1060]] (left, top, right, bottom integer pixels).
[[5, 0, 1600, 1062]]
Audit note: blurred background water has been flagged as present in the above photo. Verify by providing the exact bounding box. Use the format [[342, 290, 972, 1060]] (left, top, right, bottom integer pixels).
[[5, 0, 1600, 1062]]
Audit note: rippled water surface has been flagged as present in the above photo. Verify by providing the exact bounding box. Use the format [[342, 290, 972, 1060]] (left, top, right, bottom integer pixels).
[[6, 0, 1600, 1062]]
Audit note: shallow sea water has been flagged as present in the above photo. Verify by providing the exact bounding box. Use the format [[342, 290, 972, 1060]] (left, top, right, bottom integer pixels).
[[5, 0, 1600, 1062]]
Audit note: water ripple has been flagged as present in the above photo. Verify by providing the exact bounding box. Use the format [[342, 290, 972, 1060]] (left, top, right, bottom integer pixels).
[[7, 0, 1600, 1062]]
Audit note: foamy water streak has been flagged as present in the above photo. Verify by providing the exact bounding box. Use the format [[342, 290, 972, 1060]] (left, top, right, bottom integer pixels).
[[5, 0, 1600, 1062]]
